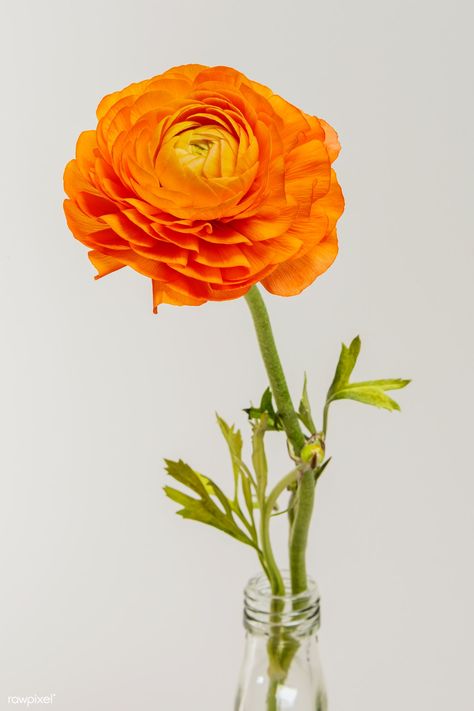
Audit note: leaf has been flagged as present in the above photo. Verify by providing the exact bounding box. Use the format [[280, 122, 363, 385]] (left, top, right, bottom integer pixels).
[[240, 470, 255, 518], [324, 336, 410, 421], [251, 416, 268, 505], [166, 459, 231, 516], [165, 459, 208, 498], [172, 460, 232, 516], [260, 387, 273, 414], [315, 457, 331, 481], [164, 459, 256, 548], [327, 336, 361, 398], [244, 387, 283, 431], [298, 373, 316, 433], [164, 486, 253, 545], [195, 471, 221, 497], [215, 414, 259, 536], [330, 385, 402, 411], [244, 406, 261, 420], [344, 379, 411, 392], [216, 414, 243, 495]]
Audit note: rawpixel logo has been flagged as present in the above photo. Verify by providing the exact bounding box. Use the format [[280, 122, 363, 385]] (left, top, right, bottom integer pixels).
[[7, 695, 55, 706]]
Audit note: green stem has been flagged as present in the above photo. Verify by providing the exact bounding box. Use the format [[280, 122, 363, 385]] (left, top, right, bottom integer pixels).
[[289, 469, 315, 594], [265, 468, 300, 521], [322, 401, 330, 438], [267, 678, 279, 711], [260, 516, 285, 596], [244, 287, 305, 456], [260, 467, 300, 596], [244, 286, 314, 597]]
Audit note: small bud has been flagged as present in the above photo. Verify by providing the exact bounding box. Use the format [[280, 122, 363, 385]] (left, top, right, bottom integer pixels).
[[300, 436, 325, 467]]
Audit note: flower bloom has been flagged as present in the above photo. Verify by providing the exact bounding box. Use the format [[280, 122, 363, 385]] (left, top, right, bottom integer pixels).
[[64, 65, 344, 310]]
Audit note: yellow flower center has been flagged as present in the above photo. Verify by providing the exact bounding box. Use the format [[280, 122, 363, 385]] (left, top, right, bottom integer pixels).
[[173, 125, 238, 179]]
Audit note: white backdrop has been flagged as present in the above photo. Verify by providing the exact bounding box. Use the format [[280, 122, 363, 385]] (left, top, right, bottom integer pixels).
[[0, 0, 473, 709]]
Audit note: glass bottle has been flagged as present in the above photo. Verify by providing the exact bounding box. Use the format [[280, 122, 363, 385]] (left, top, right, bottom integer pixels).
[[234, 572, 327, 711]]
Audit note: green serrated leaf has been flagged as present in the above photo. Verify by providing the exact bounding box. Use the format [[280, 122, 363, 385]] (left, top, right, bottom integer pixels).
[[195, 471, 217, 496], [163, 486, 196, 509], [323, 337, 410, 433], [164, 485, 255, 546], [216, 414, 244, 498], [164, 459, 256, 548], [330, 385, 402, 411], [327, 336, 361, 398], [298, 373, 316, 433], [165, 459, 209, 499], [343, 379, 411, 392], [194, 471, 234, 517]]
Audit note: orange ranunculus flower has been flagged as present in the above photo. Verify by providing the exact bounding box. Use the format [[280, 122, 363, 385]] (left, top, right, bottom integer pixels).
[[63, 64, 344, 311]]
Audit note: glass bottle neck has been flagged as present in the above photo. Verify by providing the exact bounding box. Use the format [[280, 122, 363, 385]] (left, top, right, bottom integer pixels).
[[243, 572, 321, 639]]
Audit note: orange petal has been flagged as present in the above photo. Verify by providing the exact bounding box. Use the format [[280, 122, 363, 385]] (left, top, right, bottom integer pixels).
[[75, 191, 120, 218], [311, 171, 345, 233], [198, 224, 251, 246], [262, 229, 338, 296], [285, 139, 331, 205], [231, 197, 297, 241], [152, 280, 207, 311], [268, 95, 320, 150], [171, 260, 225, 284], [94, 157, 131, 201], [194, 242, 250, 268], [240, 233, 303, 273], [64, 200, 113, 237], [64, 160, 99, 199], [151, 224, 200, 252], [96, 78, 147, 119], [75, 131, 98, 176], [101, 212, 156, 247], [318, 119, 341, 162], [93, 248, 176, 281], [89, 250, 126, 278], [127, 241, 189, 266]]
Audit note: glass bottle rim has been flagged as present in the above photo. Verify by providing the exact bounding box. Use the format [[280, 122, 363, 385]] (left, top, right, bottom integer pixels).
[[244, 570, 319, 603], [243, 571, 321, 636]]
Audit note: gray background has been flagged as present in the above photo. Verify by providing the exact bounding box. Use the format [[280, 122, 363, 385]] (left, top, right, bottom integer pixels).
[[0, 0, 473, 709]]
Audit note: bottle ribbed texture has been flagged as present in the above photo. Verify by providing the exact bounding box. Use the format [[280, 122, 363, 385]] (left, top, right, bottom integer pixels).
[[243, 572, 320, 637]]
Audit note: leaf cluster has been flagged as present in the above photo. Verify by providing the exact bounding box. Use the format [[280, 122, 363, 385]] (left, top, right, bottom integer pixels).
[[164, 414, 266, 552], [163, 335, 410, 562], [323, 336, 410, 433]]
